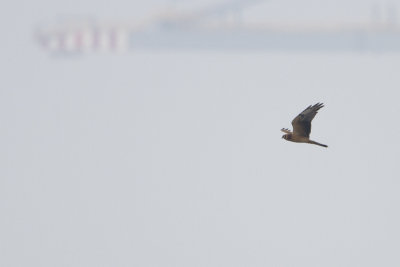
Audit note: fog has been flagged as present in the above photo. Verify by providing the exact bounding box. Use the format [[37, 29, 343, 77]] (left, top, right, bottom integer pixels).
[[1, 1, 400, 266]]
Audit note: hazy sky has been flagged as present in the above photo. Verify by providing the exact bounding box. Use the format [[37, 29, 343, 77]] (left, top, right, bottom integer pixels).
[[2, 0, 396, 24], [2, 1, 400, 267]]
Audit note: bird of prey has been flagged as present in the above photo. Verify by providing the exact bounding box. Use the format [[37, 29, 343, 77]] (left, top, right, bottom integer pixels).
[[281, 103, 328, 148]]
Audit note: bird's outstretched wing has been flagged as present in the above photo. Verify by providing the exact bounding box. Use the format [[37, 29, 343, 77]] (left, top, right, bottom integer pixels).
[[291, 103, 324, 137]]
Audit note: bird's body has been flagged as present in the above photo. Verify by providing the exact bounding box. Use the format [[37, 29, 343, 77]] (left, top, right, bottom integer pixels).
[[281, 103, 328, 148]]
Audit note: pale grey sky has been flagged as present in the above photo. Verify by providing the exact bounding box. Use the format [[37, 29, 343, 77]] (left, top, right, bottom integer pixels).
[[1, 1, 400, 267]]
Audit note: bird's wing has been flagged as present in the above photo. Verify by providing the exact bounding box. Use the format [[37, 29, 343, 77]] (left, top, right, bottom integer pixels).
[[291, 103, 324, 137]]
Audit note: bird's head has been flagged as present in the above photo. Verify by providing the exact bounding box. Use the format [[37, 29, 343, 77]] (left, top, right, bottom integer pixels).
[[282, 134, 291, 140]]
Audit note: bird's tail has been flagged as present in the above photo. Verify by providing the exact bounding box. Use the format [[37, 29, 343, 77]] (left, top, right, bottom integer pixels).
[[308, 140, 328, 148]]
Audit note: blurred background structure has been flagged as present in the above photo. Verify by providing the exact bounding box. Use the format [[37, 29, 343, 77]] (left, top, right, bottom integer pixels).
[[35, 0, 400, 53]]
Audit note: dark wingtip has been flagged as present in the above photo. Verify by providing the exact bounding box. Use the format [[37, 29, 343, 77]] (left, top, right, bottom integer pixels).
[[313, 102, 324, 110]]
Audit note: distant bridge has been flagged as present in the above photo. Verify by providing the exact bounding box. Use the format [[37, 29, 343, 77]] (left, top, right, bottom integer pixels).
[[34, 0, 400, 53]]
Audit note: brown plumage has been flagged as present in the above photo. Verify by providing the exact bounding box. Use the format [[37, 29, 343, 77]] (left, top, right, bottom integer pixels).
[[281, 103, 328, 148]]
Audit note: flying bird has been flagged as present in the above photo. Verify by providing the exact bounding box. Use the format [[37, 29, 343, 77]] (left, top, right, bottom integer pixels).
[[281, 103, 328, 148]]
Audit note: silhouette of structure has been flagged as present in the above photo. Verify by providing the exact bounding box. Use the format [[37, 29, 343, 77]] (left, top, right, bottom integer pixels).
[[35, 1, 400, 53]]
